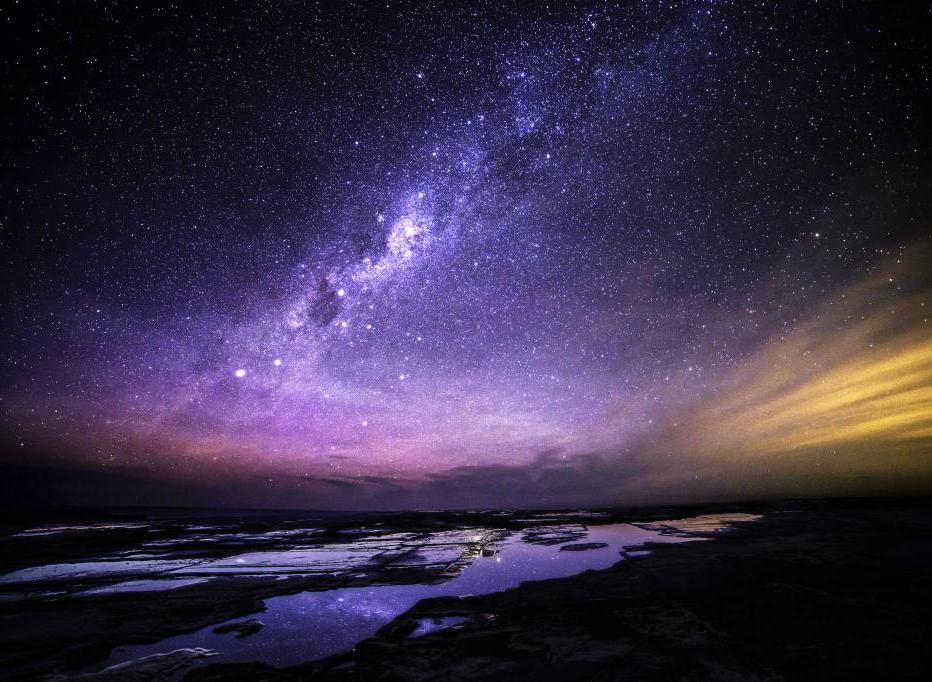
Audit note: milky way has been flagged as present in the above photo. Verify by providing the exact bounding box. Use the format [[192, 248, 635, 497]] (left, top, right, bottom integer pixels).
[[2, 1, 930, 509]]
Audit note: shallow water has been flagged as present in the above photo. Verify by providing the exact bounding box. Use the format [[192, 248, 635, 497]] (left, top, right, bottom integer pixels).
[[76, 577, 209, 596], [100, 522, 706, 669], [0, 528, 491, 588], [410, 616, 469, 637]]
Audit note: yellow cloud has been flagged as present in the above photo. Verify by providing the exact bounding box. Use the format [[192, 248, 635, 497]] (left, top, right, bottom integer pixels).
[[646, 256, 932, 494]]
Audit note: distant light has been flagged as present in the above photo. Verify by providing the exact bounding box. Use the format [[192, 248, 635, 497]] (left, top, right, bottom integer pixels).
[[340, 321, 348, 328], [361, 420, 368, 427], [273, 358, 282, 367], [337, 288, 345, 297], [234, 368, 247, 378]]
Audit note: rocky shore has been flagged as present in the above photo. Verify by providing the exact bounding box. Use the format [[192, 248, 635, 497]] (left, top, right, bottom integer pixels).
[[2, 499, 929, 680], [187, 499, 932, 681]]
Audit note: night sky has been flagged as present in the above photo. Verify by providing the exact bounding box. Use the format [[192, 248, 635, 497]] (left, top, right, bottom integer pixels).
[[2, 1, 931, 510]]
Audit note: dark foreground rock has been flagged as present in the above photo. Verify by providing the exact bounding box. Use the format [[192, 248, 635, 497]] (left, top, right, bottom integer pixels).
[[186, 499, 932, 681], [213, 619, 263, 638], [59, 648, 219, 681], [558, 542, 608, 552]]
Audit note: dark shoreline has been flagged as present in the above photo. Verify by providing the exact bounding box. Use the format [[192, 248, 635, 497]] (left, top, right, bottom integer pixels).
[[188, 498, 932, 681], [0, 498, 929, 680]]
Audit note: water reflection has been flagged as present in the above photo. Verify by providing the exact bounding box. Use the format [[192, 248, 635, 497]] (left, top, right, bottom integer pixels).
[[102, 522, 712, 668]]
